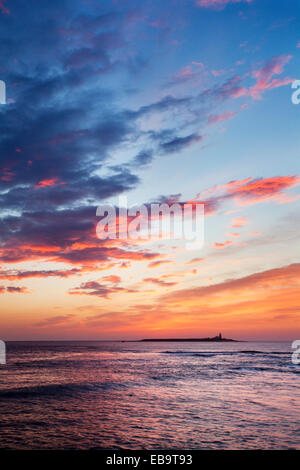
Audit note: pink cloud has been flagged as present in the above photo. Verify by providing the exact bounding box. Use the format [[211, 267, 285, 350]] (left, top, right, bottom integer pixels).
[[101, 275, 121, 284], [213, 240, 233, 249], [212, 69, 226, 77], [186, 257, 205, 265], [168, 62, 206, 87], [215, 56, 293, 101], [189, 175, 300, 218], [34, 177, 66, 189], [231, 216, 248, 228], [175, 65, 198, 80], [0, 1, 9, 14], [228, 175, 300, 205], [0, 168, 15, 182], [148, 260, 172, 268], [196, 0, 252, 9], [248, 55, 293, 99], [208, 111, 236, 125]]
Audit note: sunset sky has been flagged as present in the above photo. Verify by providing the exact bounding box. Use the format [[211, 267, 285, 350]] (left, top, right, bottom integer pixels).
[[0, 0, 299, 340]]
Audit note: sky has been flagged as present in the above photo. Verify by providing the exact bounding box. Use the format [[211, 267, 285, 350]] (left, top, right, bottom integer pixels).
[[0, 0, 299, 341]]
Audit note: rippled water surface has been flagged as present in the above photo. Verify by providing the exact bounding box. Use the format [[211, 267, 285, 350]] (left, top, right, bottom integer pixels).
[[0, 341, 299, 449]]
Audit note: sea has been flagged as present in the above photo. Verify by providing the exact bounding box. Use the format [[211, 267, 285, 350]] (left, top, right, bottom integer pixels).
[[0, 341, 299, 450]]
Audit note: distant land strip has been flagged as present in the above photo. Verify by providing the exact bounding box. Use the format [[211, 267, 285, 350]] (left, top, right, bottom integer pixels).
[[139, 336, 239, 342]]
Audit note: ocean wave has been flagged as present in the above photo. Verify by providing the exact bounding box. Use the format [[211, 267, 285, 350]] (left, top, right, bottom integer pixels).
[[231, 366, 299, 374], [0, 381, 127, 399], [160, 350, 289, 357]]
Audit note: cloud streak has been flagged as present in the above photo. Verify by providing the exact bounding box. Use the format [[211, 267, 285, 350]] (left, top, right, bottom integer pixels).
[[196, 0, 252, 8]]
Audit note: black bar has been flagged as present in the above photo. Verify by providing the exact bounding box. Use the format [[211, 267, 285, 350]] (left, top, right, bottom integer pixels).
[[0, 449, 297, 467]]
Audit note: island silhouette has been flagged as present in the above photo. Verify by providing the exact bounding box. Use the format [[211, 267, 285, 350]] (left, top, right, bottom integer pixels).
[[139, 333, 239, 342]]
